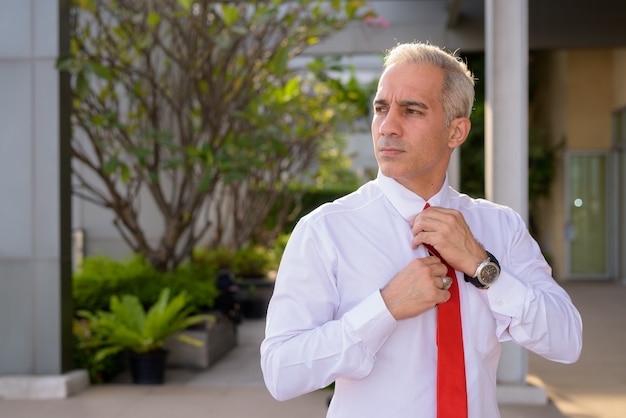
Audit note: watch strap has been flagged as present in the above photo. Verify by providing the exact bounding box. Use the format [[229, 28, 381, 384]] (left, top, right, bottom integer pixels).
[[464, 251, 500, 289], [463, 273, 487, 288]]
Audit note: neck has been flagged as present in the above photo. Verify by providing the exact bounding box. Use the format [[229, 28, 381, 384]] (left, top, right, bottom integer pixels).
[[394, 174, 447, 201]]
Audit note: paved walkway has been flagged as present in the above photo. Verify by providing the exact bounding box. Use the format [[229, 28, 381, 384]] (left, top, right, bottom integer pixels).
[[527, 281, 626, 418], [0, 281, 624, 417]]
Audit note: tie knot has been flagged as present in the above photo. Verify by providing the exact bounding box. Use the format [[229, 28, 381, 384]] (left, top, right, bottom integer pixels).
[[424, 202, 430, 210]]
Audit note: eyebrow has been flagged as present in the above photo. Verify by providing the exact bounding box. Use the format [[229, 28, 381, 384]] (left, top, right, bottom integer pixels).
[[373, 98, 429, 110]]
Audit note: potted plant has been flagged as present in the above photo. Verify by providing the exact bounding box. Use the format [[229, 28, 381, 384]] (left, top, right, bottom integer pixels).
[[78, 288, 210, 384]]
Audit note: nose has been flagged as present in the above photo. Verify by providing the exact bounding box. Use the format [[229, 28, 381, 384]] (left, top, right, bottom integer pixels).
[[376, 109, 402, 137]]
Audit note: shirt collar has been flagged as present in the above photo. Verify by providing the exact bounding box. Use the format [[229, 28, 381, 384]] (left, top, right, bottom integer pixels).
[[375, 170, 451, 221]]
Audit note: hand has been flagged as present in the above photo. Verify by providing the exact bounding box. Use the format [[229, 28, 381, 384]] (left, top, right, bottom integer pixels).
[[410, 206, 486, 276], [381, 256, 451, 320]]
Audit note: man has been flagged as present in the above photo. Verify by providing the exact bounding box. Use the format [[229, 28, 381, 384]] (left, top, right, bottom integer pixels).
[[260, 42, 582, 418]]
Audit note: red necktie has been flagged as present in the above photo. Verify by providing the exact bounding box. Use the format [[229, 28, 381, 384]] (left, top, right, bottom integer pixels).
[[423, 203, 468, 418]]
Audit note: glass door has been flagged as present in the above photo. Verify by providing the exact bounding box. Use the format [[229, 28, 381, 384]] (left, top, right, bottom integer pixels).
[[565, 152, 611, 279]]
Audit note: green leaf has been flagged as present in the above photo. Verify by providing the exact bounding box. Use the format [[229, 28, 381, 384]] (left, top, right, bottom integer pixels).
[[221, 4, 239, 27], [283, 77, 299, 101], [120, 164, 131, 183], [75, 71, 89, 100], [269, 45, 290, 76], [198, 80, 208, 94], [147, 12, 160, 29], [176, 333, 204, 348], [163, 157, 184, 169], [55, 56, 73, 72], [103, 157, 118, 175], [136, 34, 151, 51], [198, 171, 214, 192], [76, 0, 96, 13], [177, 0, 193, 11], [88, 62, 112, 80]]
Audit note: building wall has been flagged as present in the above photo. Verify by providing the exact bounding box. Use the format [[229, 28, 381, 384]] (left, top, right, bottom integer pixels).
[[0, 0, 72, 374], [567, 50, 613, 150], [614, 49, 626, 108]]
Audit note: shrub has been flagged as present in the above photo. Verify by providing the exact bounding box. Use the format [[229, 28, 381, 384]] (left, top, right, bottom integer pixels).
[[73, 255, 219, 314], [73, 318, 124, 383], [73, 255, 162, 312], [232, 245, 275, 278], [163, 262, 220, 313], [193, 246, 235, 270]]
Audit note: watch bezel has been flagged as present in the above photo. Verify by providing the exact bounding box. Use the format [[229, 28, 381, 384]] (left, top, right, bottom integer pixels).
[[464, 251, 501, 289], [477, 262, 500, 286]]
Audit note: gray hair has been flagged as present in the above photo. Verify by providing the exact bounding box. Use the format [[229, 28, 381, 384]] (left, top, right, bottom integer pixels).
[[383, 42, 475, 127]]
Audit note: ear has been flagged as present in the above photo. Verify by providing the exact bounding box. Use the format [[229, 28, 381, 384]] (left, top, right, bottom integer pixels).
[[448, 117, 471, 149]]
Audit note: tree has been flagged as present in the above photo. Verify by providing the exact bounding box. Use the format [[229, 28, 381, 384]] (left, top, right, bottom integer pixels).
[[58, 0, 372, 271]]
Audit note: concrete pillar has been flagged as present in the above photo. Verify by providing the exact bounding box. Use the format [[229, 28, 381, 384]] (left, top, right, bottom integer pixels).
[[485, 0, 546, 404], [485, 0, 529, 215], [0, 0, 87, 398]]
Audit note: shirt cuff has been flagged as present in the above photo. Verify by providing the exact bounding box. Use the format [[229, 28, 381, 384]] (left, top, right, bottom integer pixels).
[[486, 269, 527, 319], [343, 290, 398, 356]]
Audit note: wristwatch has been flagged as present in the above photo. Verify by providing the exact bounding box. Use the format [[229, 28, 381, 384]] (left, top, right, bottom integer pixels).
[[464, 251, 500, 289]]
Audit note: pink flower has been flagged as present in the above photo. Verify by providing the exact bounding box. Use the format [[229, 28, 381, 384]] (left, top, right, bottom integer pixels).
[[364, 15, 389, 28]]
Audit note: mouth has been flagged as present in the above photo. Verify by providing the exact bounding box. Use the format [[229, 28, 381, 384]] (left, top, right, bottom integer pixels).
[[378, 146, 404, 157]]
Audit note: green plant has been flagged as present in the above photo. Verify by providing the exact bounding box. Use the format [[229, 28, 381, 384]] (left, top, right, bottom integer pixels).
[[73, 255, 219, 314], [232, 246, 275, 278], [73, 318, 124, 383], [193, 246, 235, 271], [73, 255, 163, 312], [163, 262, 219, 313], [78, 288, 211, 362]]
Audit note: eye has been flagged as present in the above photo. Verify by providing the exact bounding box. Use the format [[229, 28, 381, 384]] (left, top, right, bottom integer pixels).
[[374, 106, 388, 114], [406, 108, 423, 115]]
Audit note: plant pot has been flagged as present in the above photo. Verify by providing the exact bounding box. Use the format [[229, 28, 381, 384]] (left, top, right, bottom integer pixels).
[[164, 313, 238, 369], [238, 277, 274, 319], [241, 297, 268, 319], [129, 349, 168, 384]]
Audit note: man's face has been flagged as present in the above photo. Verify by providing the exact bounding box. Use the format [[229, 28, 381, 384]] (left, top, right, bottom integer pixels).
[[371, 62, 455, 192]]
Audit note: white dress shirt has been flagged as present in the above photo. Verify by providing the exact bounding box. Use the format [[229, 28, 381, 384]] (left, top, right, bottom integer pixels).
[[260, 173, 582, 418]]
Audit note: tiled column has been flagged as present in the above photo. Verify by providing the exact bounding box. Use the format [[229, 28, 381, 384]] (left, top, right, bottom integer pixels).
[[0, 0, 81, 395]]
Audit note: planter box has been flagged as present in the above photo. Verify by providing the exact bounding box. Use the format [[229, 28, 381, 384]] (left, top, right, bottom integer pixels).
[[163, 312, 237, 369], [238, 277, 275, 319]]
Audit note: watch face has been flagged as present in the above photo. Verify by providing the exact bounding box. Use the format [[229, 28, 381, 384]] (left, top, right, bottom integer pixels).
[[479, 263, 500, 285]]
